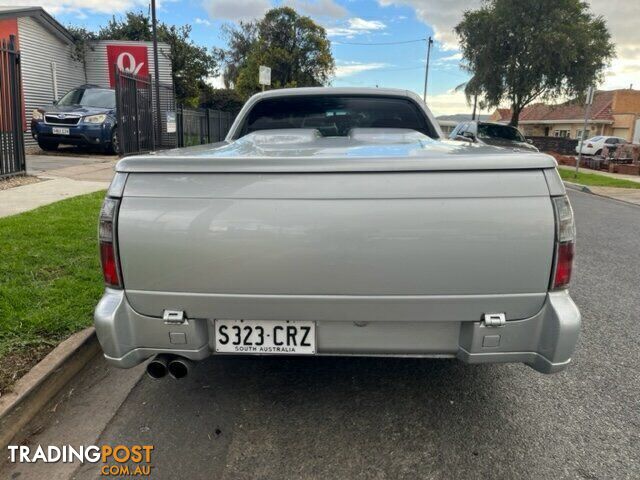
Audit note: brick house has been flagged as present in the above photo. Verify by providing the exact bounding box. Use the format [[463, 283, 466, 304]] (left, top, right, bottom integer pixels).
[[490, 89, 640, 143]]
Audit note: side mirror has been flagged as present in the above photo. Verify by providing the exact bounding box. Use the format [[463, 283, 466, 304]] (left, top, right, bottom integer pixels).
[[526, 139, 533, 144], [463, 131, 476, 141], [52, 99, 58, 105]]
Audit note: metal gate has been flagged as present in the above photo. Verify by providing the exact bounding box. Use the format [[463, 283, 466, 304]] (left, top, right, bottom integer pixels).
[[114, 68, 178, 156], [114, 68, 156, 155], [0, 35, 26, 178]]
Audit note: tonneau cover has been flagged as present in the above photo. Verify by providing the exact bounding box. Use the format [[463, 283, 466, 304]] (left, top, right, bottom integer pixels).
[[116, 129, 557, 173]]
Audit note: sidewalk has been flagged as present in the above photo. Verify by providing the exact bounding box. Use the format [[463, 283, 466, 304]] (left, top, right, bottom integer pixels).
[[0, 177, 108, 218], [0, 154, 115, 218]]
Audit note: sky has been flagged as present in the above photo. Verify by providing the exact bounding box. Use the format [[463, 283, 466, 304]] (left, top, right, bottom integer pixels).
[[6, 0, 640, 116]]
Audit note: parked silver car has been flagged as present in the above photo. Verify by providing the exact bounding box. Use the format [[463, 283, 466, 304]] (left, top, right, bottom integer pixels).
[[95, 87, 579, 379]]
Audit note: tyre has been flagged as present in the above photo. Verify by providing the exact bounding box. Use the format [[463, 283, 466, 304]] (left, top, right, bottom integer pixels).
[[38, 140, 58, 151], [105, 128, 120, 155], [595, 149, 603, 157]]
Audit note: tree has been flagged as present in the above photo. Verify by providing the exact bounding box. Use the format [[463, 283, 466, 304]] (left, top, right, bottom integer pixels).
[[67, 12, 217, 106], [199, 86, 245, 113], [455, 0, 614, 126], [217, 7, 334, 98], [216, 22, 258, 89]]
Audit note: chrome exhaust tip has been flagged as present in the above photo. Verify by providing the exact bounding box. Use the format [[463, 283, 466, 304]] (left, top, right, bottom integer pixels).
[[167, 357, 193, 379], [146, 354, 171, 379]]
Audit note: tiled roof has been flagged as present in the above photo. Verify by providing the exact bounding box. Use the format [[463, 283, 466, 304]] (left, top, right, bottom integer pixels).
[[494, 108, 511, 121], [495, 90, 618, 123]]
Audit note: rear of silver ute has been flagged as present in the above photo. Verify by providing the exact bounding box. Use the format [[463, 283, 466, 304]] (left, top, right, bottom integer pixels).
[[94, 165, 580, 377]]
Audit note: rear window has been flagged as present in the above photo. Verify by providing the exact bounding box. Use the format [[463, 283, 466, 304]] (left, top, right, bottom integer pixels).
[[238, 95, 435, 138], [477, 123, 525, 142], [589, 136, 603, 142]]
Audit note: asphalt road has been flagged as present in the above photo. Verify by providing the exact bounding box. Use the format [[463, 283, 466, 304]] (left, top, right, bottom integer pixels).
[[8, 190, 640, 479]]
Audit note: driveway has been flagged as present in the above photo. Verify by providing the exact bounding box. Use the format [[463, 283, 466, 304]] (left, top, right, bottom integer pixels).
[[27, 150, 117, 183], [3, 190, 639, 480]]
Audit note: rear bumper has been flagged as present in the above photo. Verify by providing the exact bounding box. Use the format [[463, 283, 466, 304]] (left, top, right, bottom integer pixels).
[[94, 289, 580, 374]]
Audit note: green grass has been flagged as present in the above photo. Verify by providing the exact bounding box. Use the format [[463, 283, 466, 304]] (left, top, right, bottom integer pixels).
[[0, 191, 105, 363], [558, 168, 640, 189]]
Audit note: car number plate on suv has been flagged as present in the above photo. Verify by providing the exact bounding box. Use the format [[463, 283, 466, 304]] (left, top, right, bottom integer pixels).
[[52, 127, 70, 135], [214, 319, 316, 354]]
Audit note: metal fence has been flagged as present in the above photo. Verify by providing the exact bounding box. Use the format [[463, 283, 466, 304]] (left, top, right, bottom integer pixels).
[[114, 68, 235, 156], [177, 107, 235, 148], [0, 35, 26, 178]]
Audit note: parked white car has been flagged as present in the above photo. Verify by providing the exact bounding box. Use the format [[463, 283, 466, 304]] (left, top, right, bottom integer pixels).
[[576, 136, 627, 156]]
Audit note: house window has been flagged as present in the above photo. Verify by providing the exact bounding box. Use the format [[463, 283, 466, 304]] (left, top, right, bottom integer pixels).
[[554, 129, 570, 138], [576, 128, 589, 140]]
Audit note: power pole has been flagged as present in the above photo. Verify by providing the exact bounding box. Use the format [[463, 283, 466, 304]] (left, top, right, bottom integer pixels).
[[151, 0, 162, 149], [422, 36, 433, 103], [575, 86, 595, 178]]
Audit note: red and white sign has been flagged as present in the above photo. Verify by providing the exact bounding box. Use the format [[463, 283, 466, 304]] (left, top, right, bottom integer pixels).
[[107, 44, 149, 87]]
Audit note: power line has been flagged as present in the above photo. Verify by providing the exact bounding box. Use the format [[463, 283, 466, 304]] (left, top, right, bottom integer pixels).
[[332, 38, 426, 46]]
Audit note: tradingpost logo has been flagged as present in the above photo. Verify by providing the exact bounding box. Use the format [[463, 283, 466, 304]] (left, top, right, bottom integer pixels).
[[7, 444, 154, 476]]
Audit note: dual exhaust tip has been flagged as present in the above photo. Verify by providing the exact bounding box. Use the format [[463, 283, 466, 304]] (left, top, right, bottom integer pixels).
[[146, 354, 193, 380]]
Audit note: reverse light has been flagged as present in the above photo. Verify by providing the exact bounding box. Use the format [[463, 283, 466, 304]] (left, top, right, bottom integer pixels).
[[32, 109, 44, 121], [99, 196, 122, 288], [84, 114, 107, 124], [551, 196, 576, 290]]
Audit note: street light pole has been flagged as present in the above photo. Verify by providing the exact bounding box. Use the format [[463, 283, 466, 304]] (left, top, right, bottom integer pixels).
[[423, 36, 433, 103], [151, 0, 162, 149], [575, 86, 595, 178]]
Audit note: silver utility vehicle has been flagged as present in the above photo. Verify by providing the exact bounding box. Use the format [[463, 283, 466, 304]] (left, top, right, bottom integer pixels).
[[95, 88, 580, 379]]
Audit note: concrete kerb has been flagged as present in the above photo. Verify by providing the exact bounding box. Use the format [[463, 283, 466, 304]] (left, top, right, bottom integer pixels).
[[0, 328, 100, 450]]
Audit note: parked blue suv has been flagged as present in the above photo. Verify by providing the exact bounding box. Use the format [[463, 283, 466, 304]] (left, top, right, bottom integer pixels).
[[31, 85, 119, 154]]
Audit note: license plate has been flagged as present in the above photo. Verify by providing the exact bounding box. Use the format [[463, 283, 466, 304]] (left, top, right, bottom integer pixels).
[[52, 127, 70, 135], [214, 319, 316, 354]]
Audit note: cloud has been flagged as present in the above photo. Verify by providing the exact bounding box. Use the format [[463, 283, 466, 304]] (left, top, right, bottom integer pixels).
[[379, 0, 640, 87], [421, 89, 477, 117], [6, 0, 149, 15], [194, 17, 211, 26], [439, 52, 462, 62], [327, 17, 387, 37], [202, 0, 270, 22], [334, 61, 387, 77], [201, 0, 346, 22], [604, 57, 640, 90], [284, 0, 347, 19], [377, 0, 468, 49]]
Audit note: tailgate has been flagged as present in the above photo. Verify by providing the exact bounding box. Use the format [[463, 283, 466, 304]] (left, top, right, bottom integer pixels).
[[117, 170, 555, 321]]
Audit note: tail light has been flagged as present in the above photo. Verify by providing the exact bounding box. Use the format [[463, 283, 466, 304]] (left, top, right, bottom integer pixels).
[[551, 196, 576, 290], [587, 143, 593, 148], [99, 173, 127, 288]]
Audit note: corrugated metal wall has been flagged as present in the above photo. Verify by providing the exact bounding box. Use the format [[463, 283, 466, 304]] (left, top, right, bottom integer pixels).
[[85, 40, 172, 87], [17, 16, 86, 147]]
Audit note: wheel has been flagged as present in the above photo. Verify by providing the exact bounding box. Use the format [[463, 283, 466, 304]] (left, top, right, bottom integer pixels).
[[38, 140, 58, 151], [105, 128, 120, 155], [595, 149, 603, 157]]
